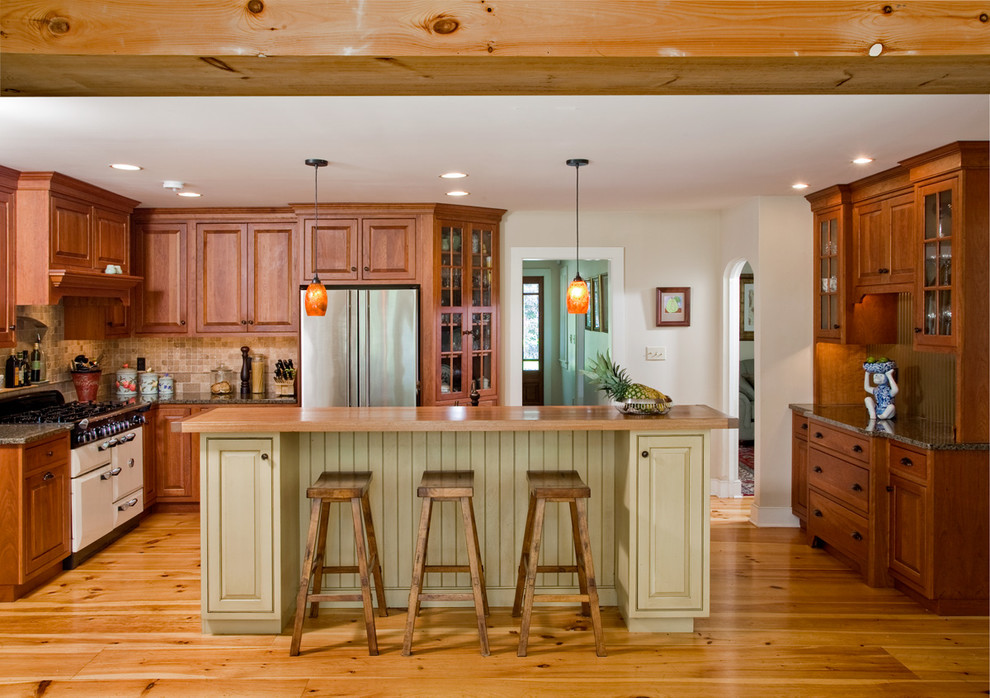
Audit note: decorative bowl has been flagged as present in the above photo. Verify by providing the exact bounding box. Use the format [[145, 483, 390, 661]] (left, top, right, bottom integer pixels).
[[613, 399, 671, 416], [863, 360, 896, 374]]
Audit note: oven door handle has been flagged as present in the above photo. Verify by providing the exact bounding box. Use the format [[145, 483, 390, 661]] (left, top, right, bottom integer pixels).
[[100, 468, 121, 481], [118, 498, 139, 511], [120, 432, 136, 442], [98, 438, 119, 451]]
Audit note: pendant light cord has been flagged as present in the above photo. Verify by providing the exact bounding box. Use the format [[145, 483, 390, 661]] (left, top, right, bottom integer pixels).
[[574, 162, 580, 278]]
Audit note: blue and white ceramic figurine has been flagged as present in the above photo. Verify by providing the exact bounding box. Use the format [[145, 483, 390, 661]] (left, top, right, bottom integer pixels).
[[863, 359, 898, 420]]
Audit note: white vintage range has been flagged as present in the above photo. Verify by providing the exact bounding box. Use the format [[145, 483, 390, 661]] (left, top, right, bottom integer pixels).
[[0, 390, 148, 567]]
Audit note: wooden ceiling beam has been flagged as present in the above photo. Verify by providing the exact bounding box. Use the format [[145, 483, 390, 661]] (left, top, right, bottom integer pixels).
[[2, 1, 988, 96]]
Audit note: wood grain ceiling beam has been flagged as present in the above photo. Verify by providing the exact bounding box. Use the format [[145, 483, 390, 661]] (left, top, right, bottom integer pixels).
[[2, 1, 988, 96]]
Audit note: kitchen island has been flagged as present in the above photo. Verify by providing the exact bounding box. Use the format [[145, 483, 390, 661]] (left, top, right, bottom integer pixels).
[[180, 405, 737, 634]]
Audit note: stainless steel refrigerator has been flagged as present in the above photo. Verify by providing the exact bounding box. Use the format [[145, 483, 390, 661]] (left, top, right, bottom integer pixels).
[[299, 287, 419, 407]]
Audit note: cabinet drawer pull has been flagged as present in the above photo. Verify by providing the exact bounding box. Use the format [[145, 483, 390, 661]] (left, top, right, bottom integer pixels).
[[852, 444, 863, 453], [47, 450, 54, 457], [118, 498, 139, 511], [832, 324, 840, 329], [43, 471, 54, 481], [851, 531, 863, 541], [800, 423, 808, 430], [899, 457, 913, 467], [878, 267, 889, 274], [261, 453, 269, 460], [814, 432, 824, 439], [641, 451, 649, 458], [851, 483, 863, 492], [813, 509, 823, 517], [813, 466, 823, 473]]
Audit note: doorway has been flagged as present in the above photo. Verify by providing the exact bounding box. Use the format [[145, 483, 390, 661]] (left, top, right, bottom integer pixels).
[[738, 262, 755, 496], [522, 275, 545, 405]]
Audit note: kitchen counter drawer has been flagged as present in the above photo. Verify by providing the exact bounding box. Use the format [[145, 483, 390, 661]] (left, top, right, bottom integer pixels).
[[890, 442, 929, 484], [792, 412, 809, 441], [23, 435, 69, 476], [809, 420, 870, 464], [808, 490, 870, 568], [809, 449, 870, 514]]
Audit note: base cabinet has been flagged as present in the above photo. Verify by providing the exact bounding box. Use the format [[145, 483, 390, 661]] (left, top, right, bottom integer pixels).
[[616, 432, 709, 631], [201, 434, 299, 633], [0, 433, 71, 601], [155, 406, 202, 504], [791, 413, 809, 523]]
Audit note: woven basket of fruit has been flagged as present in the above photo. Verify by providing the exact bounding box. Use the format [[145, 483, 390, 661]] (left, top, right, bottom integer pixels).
[[584, 352, 672, 416]]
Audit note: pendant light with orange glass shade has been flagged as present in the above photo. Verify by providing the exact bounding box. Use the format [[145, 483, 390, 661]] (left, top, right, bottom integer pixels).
[[565, 158, 590, 314], [304, 158, 329, 316]]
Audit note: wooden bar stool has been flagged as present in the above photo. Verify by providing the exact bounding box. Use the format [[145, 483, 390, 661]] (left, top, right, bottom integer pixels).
[[511, 470, 606, 657], [290, 471, 387, 656], [402, 470, 490, 656]]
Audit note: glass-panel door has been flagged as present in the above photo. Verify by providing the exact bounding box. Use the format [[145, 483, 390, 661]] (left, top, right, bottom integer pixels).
[[815, 211, 841, 340], [916, 178, 957, 349]]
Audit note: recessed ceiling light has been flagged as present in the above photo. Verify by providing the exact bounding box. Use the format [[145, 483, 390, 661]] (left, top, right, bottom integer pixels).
[[446, 190, 469, 197], [852, 157, 875, 165], [440, 172, 468, 179], [177, 191, 202, 198], [109, 163, 142, 171], [792, 182, 810, 190]]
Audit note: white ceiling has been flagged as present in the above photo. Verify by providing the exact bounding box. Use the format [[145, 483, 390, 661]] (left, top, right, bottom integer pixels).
[[0, 95, 986, 212]]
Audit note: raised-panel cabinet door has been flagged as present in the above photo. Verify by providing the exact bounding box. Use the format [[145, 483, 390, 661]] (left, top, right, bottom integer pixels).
[[142, 407, 158, 508], [22, 462, 70, 580], [635, 434, 707, 614], [105, 299, 130, 338], [791, 434, 808, 522], [93, 207, 129, 271], [248, 224, 299, 333], [0, 186, 15, 347], [853, 200, 885, 288], [203, 437, 275, 615], [134, 223, 189, 334], [196, 224, 247, 334], [50, 196, 92, 269], [305, 218, 359, 281], [361, 218, 416, 280], [888, 475, 930, 595], [886, 192, 916, 285], [156, 406, 198, 502]]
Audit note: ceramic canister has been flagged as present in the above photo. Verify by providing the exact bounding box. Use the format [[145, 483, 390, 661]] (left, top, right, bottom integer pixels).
[[115, 366, 138, 397], [139, 370, 158, 396], [158, 373, 174, 397]]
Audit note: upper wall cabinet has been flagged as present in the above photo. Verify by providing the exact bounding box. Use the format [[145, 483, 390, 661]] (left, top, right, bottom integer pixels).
[[0, 166, 18, 348], [132, 217, 191, 335], [850, 168, 915, 295], [15, 172, 141, 306], [295, 204, 421, 284]]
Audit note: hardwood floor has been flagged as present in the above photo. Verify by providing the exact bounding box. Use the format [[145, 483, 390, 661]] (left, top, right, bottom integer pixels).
[[0, 498, 986, 697]]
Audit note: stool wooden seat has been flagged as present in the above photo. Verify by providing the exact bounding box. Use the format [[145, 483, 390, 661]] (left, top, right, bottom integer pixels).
[[402, 470, 490, 656], [290, 471, 387, 656], [511, 470, 606, 657]]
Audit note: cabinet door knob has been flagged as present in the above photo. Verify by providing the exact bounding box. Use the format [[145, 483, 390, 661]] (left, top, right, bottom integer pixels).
[[180, 320, 186, 326], [832, 324, 840, 329], [261, 453, 269, 460], [800, 423, 808, 430], [641, 450, 649, 458], [240, 320, 247, 325], [43, 471, 54, 481], [248, 320, 254, 325], [47, 450, 54, 457], [851, 531, 863, 541], [364, 266, 370, 271], [852, 444, 863, 453], [851, 483, 863, 492], [900, 457, 913, 466], [914, 327, 922, 333], [813, 509, 823, 517], [813, 466, 823, 473], [351, 266, 357, 272], [886, 486, 894, 492], [878, 267, 889, 274], [8, 325, 14, 331]]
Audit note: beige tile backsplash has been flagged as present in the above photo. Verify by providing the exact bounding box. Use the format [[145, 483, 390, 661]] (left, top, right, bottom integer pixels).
[[9, 304, 298, 401]]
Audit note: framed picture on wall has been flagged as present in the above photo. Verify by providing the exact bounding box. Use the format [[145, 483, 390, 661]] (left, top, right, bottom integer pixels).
[[656, 287, 691, 327], [740, 274, 755, 340], [598, 273, 609, 333]]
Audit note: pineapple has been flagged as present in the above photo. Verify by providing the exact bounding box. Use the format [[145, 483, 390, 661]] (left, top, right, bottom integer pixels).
[[583, 352, 671, 412]]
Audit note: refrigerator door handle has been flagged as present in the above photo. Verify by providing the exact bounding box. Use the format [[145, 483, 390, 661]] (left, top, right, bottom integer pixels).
[[347, 291, 353, 406]]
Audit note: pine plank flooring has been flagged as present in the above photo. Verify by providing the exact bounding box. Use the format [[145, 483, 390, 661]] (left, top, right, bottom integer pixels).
[[0, 498, 986, 697]]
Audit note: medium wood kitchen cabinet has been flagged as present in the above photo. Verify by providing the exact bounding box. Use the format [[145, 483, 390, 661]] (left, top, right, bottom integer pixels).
[[194, 219, 300, 334], [142, 406, 158, 508], [155, 406, 203, 504], [0, 432, 71, 602], [0, 166, 17, 349], [14, 171, 139, 306], [852, 185, 915, 293], [299, 208, 417, 283], [790, 412, 808, 524], [132, 219, 191, 335]]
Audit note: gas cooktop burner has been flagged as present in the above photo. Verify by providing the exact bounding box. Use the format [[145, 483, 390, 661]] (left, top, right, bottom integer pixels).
[[0, 389, 148, 446], [0, 401, 126, 425]]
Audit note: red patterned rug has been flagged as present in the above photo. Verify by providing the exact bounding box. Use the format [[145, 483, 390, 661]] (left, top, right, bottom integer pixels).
[[739, 444, 754, 496]]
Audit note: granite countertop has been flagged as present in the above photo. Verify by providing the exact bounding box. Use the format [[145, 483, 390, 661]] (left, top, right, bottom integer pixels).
[[0, 424, 72, 446], [789, 404, 987, 451], [142, 390, 298, 406]]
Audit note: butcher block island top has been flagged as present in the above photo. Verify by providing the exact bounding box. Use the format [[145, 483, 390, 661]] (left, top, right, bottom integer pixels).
[[179, 403, 736, 433]]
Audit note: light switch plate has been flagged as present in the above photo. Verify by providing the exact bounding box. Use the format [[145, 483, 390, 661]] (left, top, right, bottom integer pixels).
[[646, 346, 666, 361]]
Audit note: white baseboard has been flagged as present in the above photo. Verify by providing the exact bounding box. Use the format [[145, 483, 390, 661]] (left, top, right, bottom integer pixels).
[[710, 477, 743, 498], [748, 504, 801, 527]]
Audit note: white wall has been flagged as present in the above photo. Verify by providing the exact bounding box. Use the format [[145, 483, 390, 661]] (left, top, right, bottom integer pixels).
[[503, 210, 722, 411]]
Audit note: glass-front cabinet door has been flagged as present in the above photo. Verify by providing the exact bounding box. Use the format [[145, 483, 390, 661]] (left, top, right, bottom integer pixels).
[[436, 220, 497, 403], [814, 209, 842, 341], [915, 177, 957, 350]]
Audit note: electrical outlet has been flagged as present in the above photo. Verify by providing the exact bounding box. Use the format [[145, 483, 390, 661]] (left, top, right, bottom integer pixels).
[[646, 346, 666, 361]]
